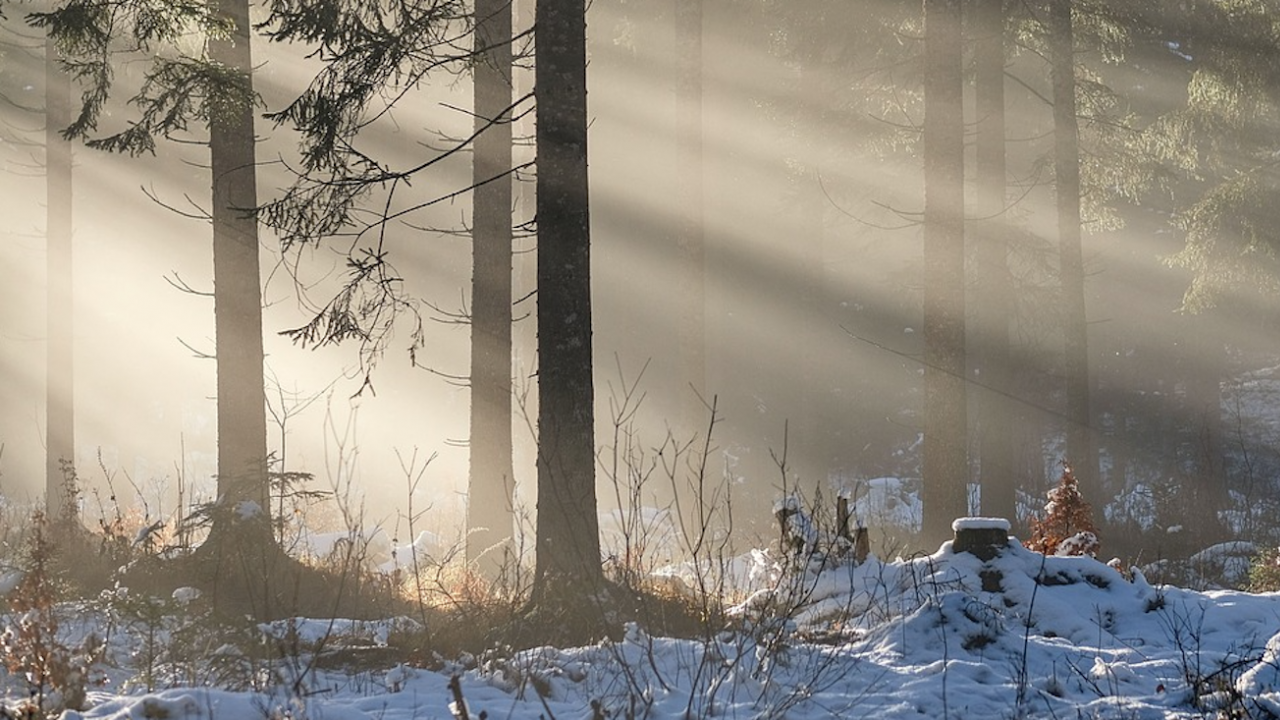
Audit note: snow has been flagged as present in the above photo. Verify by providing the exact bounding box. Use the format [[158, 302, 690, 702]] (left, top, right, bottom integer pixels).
[[292, 528, 444, 573], [834, 476, 923, 532], [1055, 530, 1099, 556], [131, 521, 164, 547], [257, 617, 423, 648], [383, 663, 413, 693], [0, 571, 24, 598], [952, 517, 1011, 531], [381, 530, 444, 573], [14, 537, 1280, 719]]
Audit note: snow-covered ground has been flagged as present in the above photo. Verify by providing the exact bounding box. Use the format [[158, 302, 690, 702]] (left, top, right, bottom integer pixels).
[[20, 532, 1280, 719]]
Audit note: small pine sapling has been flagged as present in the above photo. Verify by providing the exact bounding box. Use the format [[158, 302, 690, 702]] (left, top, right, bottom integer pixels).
[[1026, 463, 1099, 557], [1249, 547, 1280, 593]]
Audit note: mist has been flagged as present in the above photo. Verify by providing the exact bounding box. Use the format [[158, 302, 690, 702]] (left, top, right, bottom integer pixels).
[[2, 0, 1278, 558]]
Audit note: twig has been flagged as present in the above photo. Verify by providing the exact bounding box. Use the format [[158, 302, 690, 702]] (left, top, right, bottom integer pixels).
[[448, 674, 471, 720]]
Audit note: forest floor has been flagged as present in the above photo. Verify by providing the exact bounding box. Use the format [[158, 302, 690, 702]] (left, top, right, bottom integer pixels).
[[10, 531, 1280, 720]]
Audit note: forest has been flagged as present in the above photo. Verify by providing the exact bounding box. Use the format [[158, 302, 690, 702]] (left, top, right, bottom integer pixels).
[[4, 0, 1280, 717]]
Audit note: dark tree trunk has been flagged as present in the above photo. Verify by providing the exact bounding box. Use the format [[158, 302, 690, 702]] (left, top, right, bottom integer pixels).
[[532, 0, 604, 607], [208, 0, 269, 529], [972, 0, 1016, 526], [45, 27, 74, 522], [921, 0, 969, 547], [466, 0, 516, 578], [1049, 0, 1099, 505], [675, 0, 706, 437]]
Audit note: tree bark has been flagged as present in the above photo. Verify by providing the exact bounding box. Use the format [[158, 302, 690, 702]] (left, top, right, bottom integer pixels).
[[972, 0, 1016, 525], [922, 0, 969, 547], [208, 0, 269, 527], [532, 0, 604, 606], [45, 26, 74, 522], [1049, 0, 1099, 505], [467, 0, 516, 578]]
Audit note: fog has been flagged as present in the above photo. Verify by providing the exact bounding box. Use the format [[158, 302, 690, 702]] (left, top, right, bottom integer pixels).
[[3, 0, 1278, 551]]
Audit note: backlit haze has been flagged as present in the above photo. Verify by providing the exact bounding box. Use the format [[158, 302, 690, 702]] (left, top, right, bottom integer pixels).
[[2, 1, 1277, 550]]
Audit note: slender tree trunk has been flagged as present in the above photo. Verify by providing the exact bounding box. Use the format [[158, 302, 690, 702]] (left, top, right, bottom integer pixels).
[[675, 0, 705, 437], [922, 0, 968, 547], [467, 0, 516, 578], [972, 0, 1016, 525], [1049, 0, 1099, 504], [532, 0, 604, 607], [45, 27, 74, 522], [208, 0, 269, 528]]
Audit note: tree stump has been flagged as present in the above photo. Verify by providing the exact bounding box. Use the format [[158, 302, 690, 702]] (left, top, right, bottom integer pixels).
[[852, 526, 870, 565], [952, 517, 1011, 561]]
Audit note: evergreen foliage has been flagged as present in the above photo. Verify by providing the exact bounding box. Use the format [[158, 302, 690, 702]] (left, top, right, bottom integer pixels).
[[1132, 0, 1280, 309], [257, 0, 473, 246], [252, 0, 485, 388], [1248, 546, 1280, 593], [29, 0, 241, 151]]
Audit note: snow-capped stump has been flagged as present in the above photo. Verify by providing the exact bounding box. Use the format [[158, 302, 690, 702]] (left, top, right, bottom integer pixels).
[[774, 495, 818, 558], [951, 517, 1012, 561], [385, 663, 413, 692]]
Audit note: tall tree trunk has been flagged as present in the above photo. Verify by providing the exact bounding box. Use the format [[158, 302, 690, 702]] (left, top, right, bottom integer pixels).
[[532, 0, 603, 610], [208, 0, 269, 530], [467, 0, 516, 578], [675, 0, 705, 438], [45, 26, 74, 522], [921, 0, 969, 547], [1049, 0, 1099, 504], [972, 0, 1016, 525]]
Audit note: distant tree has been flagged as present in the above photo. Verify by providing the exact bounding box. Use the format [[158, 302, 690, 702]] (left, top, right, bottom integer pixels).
[[466, 0, 516, 577], [1120, 0, 1280, 523], [757, 0, 930, 492], [1145, 1, 1280, 310], [259, 0, 607, 623], [1048, 0, 1100, 507], [256, 2, 537, 582], [921, 0, 969, 545], [770, 3, 838, 490], [34, 0, 271, 544], [530, 0, 605, 617], [207, 0, 270, 544], [996, 0, 1170, 516], [971, 0, 1015, 525], [43, 13, 74, 522]]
